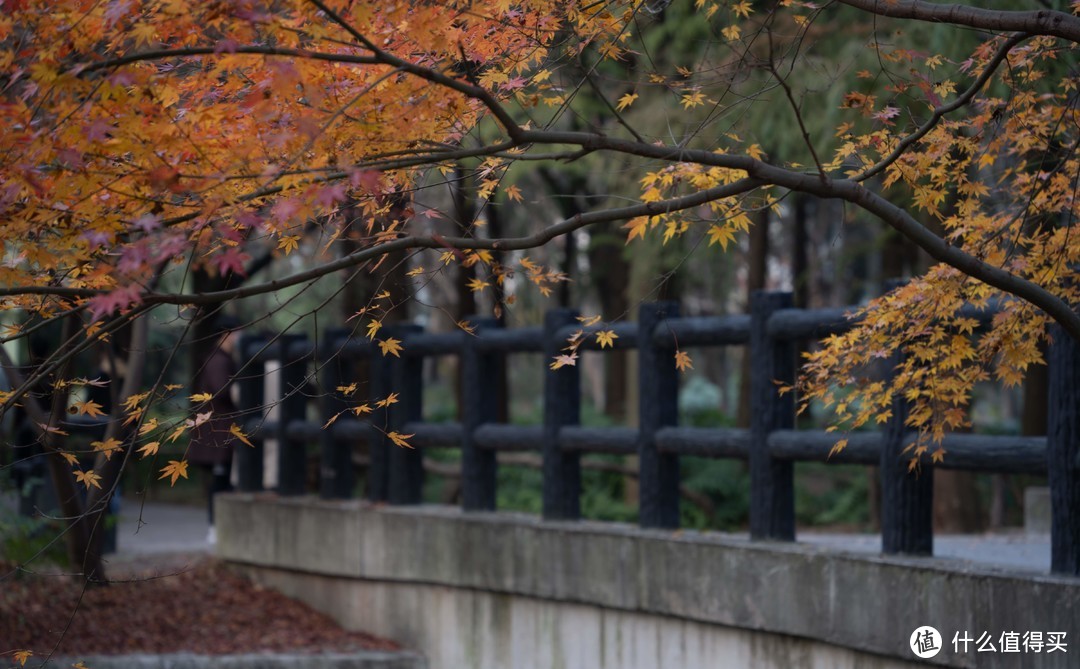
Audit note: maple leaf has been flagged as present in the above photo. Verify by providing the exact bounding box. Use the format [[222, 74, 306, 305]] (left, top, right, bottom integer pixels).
[[190, 392, 213, 402], [214, 247, 250, 277], [595, 330, 618, 349], [87, 284, 143, 321], [504, 184, 523, 202], [13, 650, 32, 666], [60, 451, 79, 466], [159, 460, 190, 486], [379, 337, 403, 357], [681, 90, 706, 109], [138, 417, 159, 436], [70, 399, 106, 418], [229, 423, 253, 447], [467, 278, 488, 292], [376, 393, 399, 408], [91, 438, 124, 460], [388, 431, 414, 449], [707, 224, 738, 250], [616, 92, 638, 111], [366, 319, 382, 341], [828, 439, 849, 459], [137, 441, 160, 458], [75, 469, 102, 490], [674, 350, 693, 372], [277, 235, 301, 255], [550, 353, 578, 370]]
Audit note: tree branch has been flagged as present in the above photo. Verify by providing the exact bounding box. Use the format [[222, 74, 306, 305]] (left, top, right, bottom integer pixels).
[[72, 46, 377, 76], [838, 0, 1080, 44]]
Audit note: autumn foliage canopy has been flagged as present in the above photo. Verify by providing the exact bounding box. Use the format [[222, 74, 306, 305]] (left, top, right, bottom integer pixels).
[[3, 0, 1080, 487]]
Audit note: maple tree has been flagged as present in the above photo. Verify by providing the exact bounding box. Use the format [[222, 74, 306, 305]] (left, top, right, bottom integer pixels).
[[2, 0, 1080, 584]]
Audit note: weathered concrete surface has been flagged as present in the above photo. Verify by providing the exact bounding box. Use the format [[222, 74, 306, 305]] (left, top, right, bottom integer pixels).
[[34, 653, 425, 669], [218, 495, 1080, 669]]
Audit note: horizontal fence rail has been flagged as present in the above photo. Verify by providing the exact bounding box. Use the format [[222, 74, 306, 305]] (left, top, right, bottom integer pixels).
[[232, 290, 1079, 575]]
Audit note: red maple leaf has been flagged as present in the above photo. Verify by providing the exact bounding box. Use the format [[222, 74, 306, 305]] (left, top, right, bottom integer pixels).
[[214, 247, 250, 277]]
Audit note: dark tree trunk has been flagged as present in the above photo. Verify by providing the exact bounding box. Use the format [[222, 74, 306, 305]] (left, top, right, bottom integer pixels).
[[737, 207, 769, 428]]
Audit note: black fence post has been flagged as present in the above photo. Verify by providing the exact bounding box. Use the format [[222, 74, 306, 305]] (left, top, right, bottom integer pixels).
[[319, 328, 354, 499], [543, 308, 581, 520], [1048, 323, 1080, 575], [367, 339, 391, 503], [461, 316, 501, 512], [276, 333, 310, 497], [749, 291, 796, 541], [387, 323, 424, 505], [638, 302, 680, 529], [236, 333, 265, 492], [880, 341, 933, 556]]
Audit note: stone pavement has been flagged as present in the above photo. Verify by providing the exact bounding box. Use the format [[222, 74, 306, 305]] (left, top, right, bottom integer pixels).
[[112, 499, 212, 558]]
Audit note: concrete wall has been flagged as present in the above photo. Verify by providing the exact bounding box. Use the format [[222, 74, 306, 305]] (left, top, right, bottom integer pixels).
[[217, 495, 1080, 669]]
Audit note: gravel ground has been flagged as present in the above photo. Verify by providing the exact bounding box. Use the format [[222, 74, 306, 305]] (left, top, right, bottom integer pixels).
[[1, 557, 399, 660]]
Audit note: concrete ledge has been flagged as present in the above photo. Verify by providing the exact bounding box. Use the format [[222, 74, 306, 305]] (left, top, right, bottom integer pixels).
[[37, 653, 425, 669], [218, 494, 1080, 669]]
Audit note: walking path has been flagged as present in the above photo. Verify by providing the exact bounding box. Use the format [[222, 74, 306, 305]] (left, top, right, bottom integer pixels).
[[108, 499, 1053, 574]]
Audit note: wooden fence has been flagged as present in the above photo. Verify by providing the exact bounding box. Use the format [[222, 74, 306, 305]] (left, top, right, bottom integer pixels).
[[232, 290, 1080, 575]]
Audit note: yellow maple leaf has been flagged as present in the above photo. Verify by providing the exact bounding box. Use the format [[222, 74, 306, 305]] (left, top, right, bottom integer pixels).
[[139, 417, 160, 436], [13, 650, 32, 666], [595, 330, 618, 349], [674, 350, 693, 372], [388, 431, 414, 449], [137, 441, 160, 458], [616, 92, 638, 111], [623, 217, 649, 243], [159, 459, 189, 486], [828, 438, 849, 459], [75, 469, 102, 490], [681, 90, 706, 109], [504, 184, 523, 202], [91, 438, 124, 461], [707, 223, 737, 250], [376, 392, 399, 408], [277, 235, 300, 255], [467, 277, 488, 292], [60, 451, 79, 466], [366, 319, 381, 341], [190, 392, 213, 402], [229, 423, 253, 447], [406, 265, 425, 277], [379, 337, 403, 357]]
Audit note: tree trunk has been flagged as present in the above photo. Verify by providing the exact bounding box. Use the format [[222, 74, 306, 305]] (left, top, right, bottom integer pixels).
[[736, 207, 769, 428]]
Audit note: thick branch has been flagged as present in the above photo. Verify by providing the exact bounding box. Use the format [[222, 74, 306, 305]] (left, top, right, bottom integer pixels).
[[838, 0, 1080, 43], [73, 46, 377, 76]]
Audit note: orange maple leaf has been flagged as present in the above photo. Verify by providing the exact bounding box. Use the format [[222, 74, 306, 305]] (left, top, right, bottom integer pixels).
[[159, 460, 189, 486]]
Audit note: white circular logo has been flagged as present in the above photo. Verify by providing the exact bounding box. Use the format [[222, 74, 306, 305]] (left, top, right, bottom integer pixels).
[[910, 626, 943, 658]]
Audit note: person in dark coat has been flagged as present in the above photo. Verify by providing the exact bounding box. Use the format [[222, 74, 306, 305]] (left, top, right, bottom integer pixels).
[[187, 316, 240, 542]]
